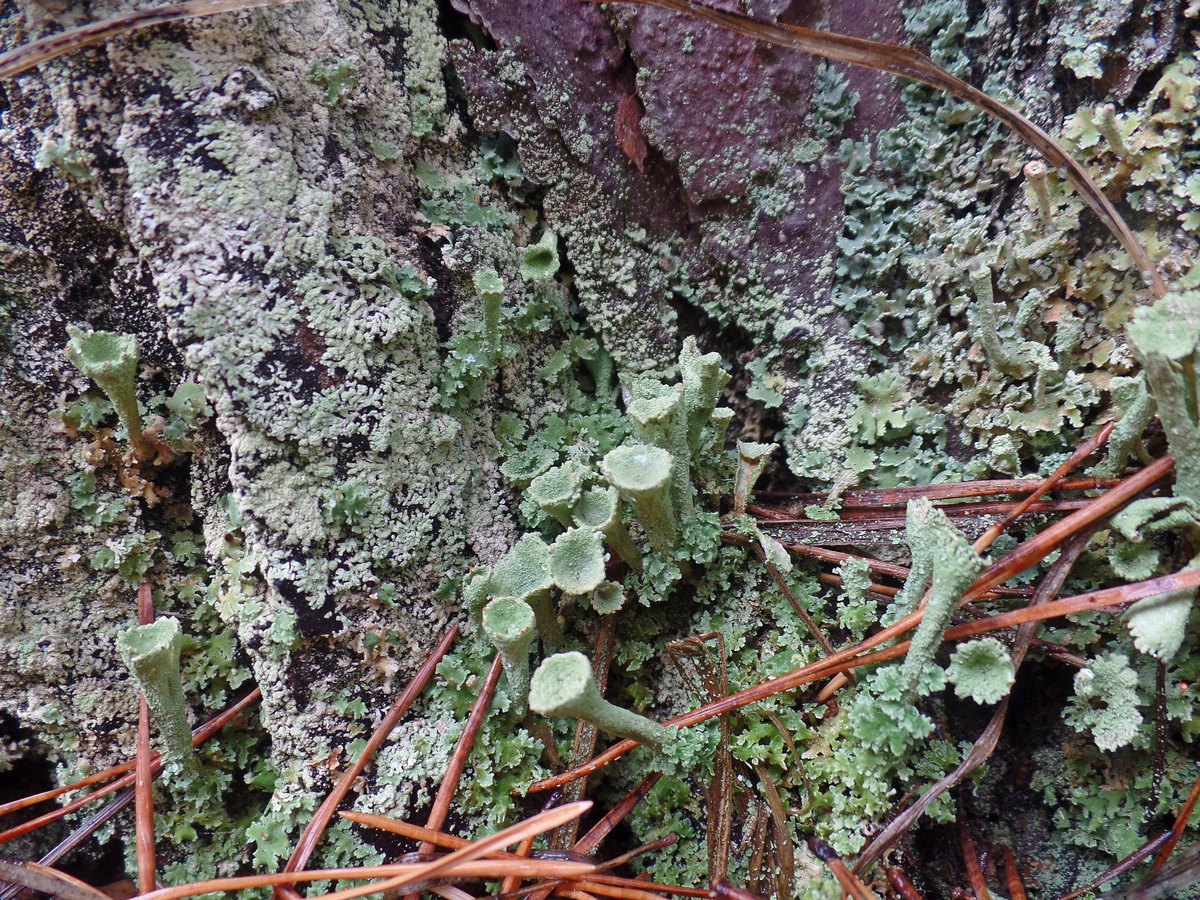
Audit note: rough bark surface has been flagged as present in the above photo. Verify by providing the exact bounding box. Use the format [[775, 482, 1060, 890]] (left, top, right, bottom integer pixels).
[[2, 0, 1198, 894]]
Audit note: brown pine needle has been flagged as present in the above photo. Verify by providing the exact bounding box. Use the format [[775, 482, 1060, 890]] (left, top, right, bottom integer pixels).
[[1000, 847, 1027, 900], [711, 880, 763, 900], [135, 696, 156, 895], [0, 683, 260, 819], [563, 883, 663, 900], [854, 531, 1094, 872], [0, 687, 261, 845], [0, 860, 112, 900], [959, 819, 991, 899], [1145, 768, 1200, 881], [756, 498, 1092, 526], [499, 835, 538, 897], [0, 761, 140, 818], [973, 421, 1114, 552], [595, 836, 679, 872], [133, 858, 597, 900], [970, 455, 1174, 598], [752, 544, 838, 658], [806, 838, 877, 900], [600, 0, 1167, 297], [887, 868, 924, 900], [574, 773, 663, 855], [536, 873, 709, 900], [417, 654, 505, 857], [431, 887, 478, 900], [723, 533, 1031, 599], [277, 623, 459, 899], [0, 0, 305, 79], [314, 801, 593, 900], [135, 581, 157, 896], [341, 812, 677, 885], [340, 811, 479, 849], [753, 476, 1122, 509], [1059, 832, 1172, 899], [817, 572, 898, 597]]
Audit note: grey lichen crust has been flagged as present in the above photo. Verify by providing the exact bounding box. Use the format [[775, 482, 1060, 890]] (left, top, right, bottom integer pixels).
[[1, 0, 522, 870], [2, 0, 1200, 892]]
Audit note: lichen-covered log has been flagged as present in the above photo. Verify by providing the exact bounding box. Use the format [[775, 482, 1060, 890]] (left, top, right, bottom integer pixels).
[[2, 0, 1199, 894]]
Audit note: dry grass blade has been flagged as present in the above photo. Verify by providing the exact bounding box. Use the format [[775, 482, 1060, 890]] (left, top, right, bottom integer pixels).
[[0, 859, 113, 900], [603, 0, 1166, 297], [667, 633, 733, 883], [1107, 844, 1200, 899], [278, 623, 458, 899], [135, 858, 597, 900], [313, 801, 593, 900], [753, 766, 793, 900], [0, 0, 305, 79]]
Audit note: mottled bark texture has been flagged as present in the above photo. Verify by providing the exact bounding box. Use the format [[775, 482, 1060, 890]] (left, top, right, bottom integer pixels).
[[1, 0, 1195, 887]]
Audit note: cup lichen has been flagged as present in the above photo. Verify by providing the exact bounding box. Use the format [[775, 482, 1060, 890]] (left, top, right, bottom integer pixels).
[[732, 440, 778, 515], [473, 267, 505, 354], [482, 597, 537, 712], [489, 533, 563, 646], [627, 384, 694, 518], [548, 527, 606, 596], [117, 616, 196, 771], [528, 462, 586, 528], [529, 650, 670, 748], [65, 326, 157, 462], [600, 444, 677, 552], [1118, 288, 1200, 660], [572, 485, 641, 572], [679, 336, 730, 450], [520, 230, 560, 281]]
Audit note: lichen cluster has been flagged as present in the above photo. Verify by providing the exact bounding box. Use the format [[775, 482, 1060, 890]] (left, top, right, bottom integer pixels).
[[2, 0, 1200, 896]]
